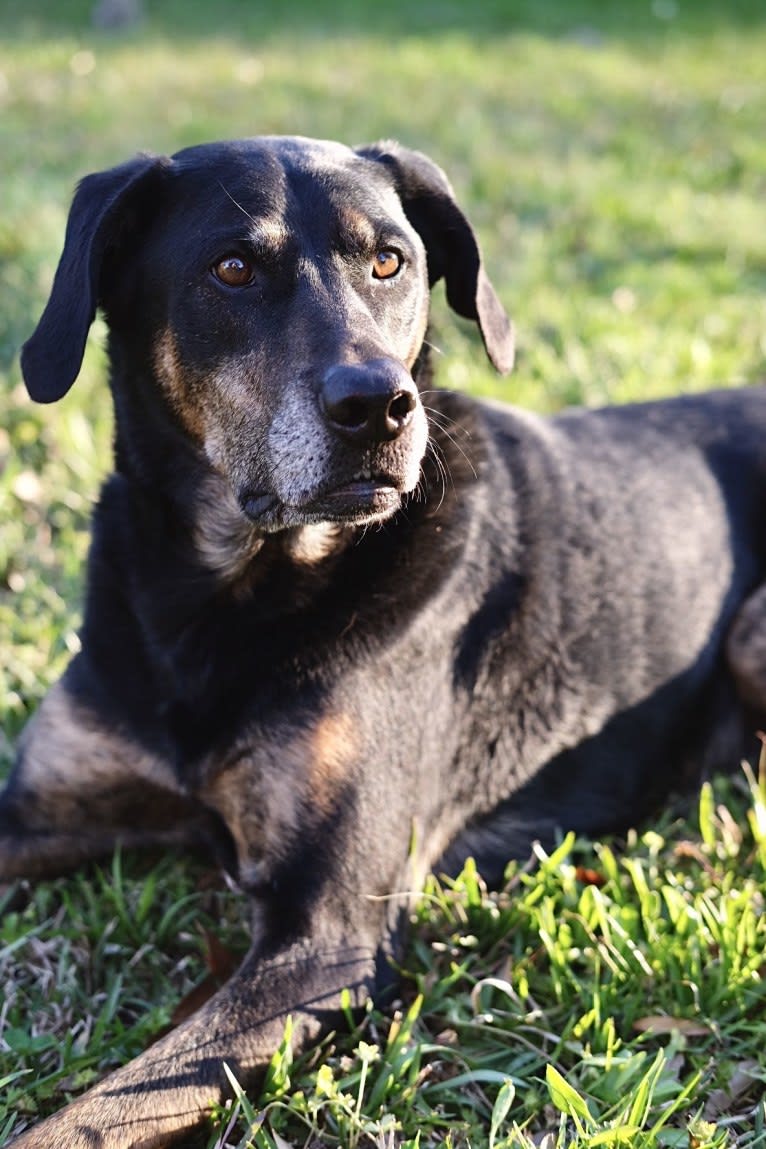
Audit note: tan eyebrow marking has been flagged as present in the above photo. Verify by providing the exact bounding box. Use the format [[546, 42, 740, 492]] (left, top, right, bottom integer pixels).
[[249, 217, 291, 249], [218, 182, 290, 250], [336, 207, 377, 249]]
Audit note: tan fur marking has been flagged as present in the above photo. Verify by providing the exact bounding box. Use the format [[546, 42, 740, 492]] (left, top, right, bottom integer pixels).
[[153, 328, 206, 441], [250, 218, 290, 249], [282, 523, 350, 566], [336, 207, 377, 248], [308, 712, 357, 814]]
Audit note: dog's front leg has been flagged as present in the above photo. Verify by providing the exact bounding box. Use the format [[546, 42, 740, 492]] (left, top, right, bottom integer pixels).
[[0, 676, 210, 882], [10, 924, 378, 1148]]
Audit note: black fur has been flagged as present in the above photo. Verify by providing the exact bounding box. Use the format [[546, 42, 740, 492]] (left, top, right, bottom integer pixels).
[[4, 136, 766, 1148]]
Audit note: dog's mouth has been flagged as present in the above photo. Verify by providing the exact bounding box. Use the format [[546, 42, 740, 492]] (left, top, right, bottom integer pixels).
[[241, 478, 403, 531]]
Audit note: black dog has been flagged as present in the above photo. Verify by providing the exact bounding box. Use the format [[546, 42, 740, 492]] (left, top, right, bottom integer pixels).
[[4, 135, 766, 1147]]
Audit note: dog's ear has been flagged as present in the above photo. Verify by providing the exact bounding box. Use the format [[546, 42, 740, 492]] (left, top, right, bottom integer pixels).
[[21, 154, 168, 403], [357, 141, 515, 375]]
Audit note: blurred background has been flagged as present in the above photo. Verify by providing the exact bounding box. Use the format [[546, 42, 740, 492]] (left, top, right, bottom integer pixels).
[[1, 0, 765, 744]]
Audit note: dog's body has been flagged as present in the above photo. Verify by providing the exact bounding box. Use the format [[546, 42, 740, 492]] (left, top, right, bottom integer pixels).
[[4, 136, 766, 1147]]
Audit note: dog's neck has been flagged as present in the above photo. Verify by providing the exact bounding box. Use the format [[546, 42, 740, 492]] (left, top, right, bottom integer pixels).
[[94, 366, 486, 740]]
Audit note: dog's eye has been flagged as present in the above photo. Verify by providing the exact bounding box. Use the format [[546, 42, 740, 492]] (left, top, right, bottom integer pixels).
[[212, 255, 255, 288], [371, 250, 402, 280]]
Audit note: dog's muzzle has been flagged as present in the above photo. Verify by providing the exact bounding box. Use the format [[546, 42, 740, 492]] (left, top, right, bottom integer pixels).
[[239, 359, 425, 531]]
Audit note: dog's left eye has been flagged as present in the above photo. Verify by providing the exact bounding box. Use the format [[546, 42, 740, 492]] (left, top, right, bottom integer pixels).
[[211, 255, 256, 288], [371, 250, 402, 280]]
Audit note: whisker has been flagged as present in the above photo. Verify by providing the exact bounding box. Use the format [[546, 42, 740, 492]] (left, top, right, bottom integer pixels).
[[419, 396, 474, 437], [424, 439, 450, 513], [420, 400, 474, 440], [424, 409, 474, 443], [217, 181, 260, 226], [424, 409, 478, 479]]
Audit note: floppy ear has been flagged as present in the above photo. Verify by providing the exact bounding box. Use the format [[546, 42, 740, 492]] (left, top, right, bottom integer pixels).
[[21, 154, 168, 403], [356, 141, 515, 375]]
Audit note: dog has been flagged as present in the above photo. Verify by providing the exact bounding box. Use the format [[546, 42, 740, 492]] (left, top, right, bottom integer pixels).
[[3, 134, 766, 1147]]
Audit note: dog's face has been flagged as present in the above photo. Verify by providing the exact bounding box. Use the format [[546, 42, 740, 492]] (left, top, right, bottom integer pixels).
[[21, 136, 514, 535], [145, 139, 431, 530]]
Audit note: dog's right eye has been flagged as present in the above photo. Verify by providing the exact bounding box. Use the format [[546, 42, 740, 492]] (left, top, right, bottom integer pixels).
[[211, 255, 256, 288]]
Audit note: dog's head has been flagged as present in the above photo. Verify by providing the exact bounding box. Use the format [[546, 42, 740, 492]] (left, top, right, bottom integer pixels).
[[22, 137, 514, 534]]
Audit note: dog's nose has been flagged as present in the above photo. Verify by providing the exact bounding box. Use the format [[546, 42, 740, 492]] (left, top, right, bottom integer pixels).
[[320, 360, 418, 444]]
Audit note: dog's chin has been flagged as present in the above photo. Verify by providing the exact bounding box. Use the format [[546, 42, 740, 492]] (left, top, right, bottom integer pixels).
[[241, 481, 403, 532]]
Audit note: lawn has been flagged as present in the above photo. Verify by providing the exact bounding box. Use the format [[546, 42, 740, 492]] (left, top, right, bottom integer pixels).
[[1, 0, 766, 1145]]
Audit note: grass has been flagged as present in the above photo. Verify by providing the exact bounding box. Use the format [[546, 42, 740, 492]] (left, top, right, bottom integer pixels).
[[1, 0, 766, 1144]]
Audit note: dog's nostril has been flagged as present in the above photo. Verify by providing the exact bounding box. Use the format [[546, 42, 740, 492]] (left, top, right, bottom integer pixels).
[[333, 397, 370, 431], [389, 391, 416, 425]]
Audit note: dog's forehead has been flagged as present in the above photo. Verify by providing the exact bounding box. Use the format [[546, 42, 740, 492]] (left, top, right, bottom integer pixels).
[[169, 136, 403, 228]]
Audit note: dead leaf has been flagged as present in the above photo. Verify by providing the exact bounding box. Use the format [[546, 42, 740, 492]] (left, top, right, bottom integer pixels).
[[574, 866, 606, 887], [168, 929, 240, 1027], [704, 1059, 759, 1119], [434, 1027, 459, 1047], [633, 1015, 711, 1037], [199, 927, 241, 981]]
